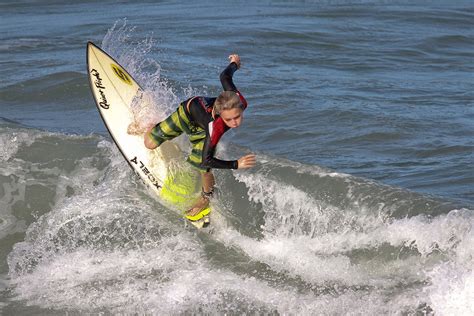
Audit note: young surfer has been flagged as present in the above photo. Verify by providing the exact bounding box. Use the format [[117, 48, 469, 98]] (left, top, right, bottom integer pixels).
[[144, 54, 256, 220]]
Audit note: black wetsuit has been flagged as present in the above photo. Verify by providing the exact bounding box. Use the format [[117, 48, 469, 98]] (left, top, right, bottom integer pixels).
[[149, 62, 247, 171]]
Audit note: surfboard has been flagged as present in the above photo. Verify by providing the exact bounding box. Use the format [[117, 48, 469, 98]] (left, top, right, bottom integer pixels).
[[86, 41, 211, 229]]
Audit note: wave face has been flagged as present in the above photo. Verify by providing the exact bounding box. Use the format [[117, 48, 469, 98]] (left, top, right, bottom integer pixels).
[[1, 1, 473, 314], [2, 123, 472, 315]]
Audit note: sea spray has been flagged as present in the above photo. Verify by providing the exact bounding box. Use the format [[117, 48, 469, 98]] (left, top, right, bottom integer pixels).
[[101, 20, 199, 138]]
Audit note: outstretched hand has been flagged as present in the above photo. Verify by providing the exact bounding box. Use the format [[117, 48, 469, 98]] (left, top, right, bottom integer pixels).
[[237, 154, 256, 169], [229, 54, 241, 68]]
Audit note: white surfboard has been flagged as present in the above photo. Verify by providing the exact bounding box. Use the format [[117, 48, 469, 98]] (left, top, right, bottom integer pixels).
[[86, 42, 210, 228]]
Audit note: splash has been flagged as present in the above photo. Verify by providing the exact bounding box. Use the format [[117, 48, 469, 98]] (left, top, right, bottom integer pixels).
[[101, 20, 179, 135], [224, 158, 474, 314], [4, 136, 392, 314], [425, 214, 474, 315], [100, 20, 203, 151], [0, 128, 36, 162]]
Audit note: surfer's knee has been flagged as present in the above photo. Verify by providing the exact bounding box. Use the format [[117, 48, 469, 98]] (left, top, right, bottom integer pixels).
[[144, 131, 159, 149]]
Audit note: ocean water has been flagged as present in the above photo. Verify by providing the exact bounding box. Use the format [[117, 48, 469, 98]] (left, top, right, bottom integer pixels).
[[1, 0, 473, 314]]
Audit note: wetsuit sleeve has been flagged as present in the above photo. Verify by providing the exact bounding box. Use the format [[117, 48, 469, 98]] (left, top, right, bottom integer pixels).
[[220, 62, 239, 92], [201, 121, 238, 170]]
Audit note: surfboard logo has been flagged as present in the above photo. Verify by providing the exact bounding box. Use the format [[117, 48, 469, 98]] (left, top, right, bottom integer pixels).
[[90, 69, 110, 109], [111, 64, 132, 85], [130, 156, 162, 189]]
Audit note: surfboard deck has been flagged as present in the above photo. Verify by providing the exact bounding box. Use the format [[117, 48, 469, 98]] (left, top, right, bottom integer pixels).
[[86, 41, 211, 229]]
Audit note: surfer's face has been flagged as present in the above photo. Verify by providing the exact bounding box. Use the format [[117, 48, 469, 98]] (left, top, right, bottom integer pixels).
[[220, 108, 243, 128]]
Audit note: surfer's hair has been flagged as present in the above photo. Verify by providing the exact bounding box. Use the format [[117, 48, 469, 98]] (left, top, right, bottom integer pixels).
[[214, 91, 243, 114]]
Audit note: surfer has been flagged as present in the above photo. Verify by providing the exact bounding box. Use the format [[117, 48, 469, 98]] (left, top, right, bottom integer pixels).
[[144, 54, 256, 219]]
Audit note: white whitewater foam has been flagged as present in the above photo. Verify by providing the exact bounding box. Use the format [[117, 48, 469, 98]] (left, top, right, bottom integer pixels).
[[425, 218, 474, 316], [6, 155, 392, 314], [10, 243, 399, 314], [0, 128, 36, 162], [6, 130, 471, 314], [232, 169, 474, 314]]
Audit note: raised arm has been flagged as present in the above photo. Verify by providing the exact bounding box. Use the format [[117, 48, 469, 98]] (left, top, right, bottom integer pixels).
[[220, 54, 241, 92]]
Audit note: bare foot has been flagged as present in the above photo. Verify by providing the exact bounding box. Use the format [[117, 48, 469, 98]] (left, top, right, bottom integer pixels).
[[186, 197, 210, 217], [127, 122, 144, 135]]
